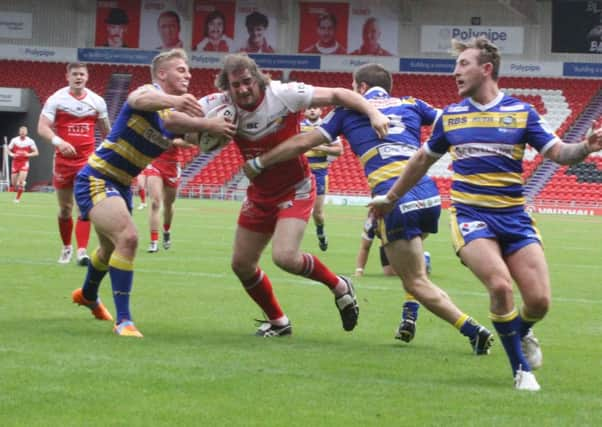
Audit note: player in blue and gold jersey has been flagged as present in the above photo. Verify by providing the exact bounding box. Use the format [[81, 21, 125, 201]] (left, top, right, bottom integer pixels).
[[244, 63, 494, 353], [370, 37, 602, 391], [70, 48, 236, 337], [300, 106, 343, 251]]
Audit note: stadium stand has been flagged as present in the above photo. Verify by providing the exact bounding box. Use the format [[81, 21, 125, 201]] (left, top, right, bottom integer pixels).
[[2, 60, 600, 207]]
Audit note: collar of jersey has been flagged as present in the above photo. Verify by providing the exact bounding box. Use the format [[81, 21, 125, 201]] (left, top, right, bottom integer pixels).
[[364, 86, 389, 99], [467, 91, 504, 111]]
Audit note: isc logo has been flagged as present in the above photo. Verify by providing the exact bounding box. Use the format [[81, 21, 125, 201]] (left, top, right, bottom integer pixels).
[[245, 122, 259, 129]]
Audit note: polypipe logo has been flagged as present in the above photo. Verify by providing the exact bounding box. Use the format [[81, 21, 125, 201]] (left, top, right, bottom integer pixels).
[[451, 27, 508, 42]]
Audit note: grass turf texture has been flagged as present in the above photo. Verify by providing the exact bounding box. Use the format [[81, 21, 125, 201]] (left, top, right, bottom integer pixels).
[[1, 192, 601, 426]]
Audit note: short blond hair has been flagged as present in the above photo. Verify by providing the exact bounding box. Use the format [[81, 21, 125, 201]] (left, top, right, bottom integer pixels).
[[151, 48, 189, 81], [215, 53, 270, 92], [451, 36, 501, 81]]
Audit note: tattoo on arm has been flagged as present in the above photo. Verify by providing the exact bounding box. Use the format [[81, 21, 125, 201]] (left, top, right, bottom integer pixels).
[[556, 142, 590, 165]]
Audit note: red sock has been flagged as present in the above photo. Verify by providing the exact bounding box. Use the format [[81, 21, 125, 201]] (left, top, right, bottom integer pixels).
[[241, 268, 284, 320], [163, 223, 171, 232], [16, 186, 23, 200], [300, 253, 339, 290], [58, 217, 73, 246], [75, 217, 91, 249], [151, 230, 159, 241], [139, 188, 146, 204]]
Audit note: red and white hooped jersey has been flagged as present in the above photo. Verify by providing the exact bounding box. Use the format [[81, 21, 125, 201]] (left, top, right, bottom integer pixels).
[[8, 136, 37, 159], [41, 87, 108, 161], [199, 81, 315, 198]]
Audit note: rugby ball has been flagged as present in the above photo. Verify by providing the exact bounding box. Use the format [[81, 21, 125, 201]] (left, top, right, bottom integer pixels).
[[199, 103, 238, 153]]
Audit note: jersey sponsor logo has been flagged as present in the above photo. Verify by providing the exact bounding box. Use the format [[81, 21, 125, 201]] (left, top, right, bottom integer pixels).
[[447, 116, 468, 126], [286, 82, 306, 94], [454, 143, 515, 159], [498, 115, 520, 133], [141, 127, 171, 149], [369, 97, 403, 108], [377, 143, 417, 159], [67, 123, 91, 135], [459, 220, 487, 236], [499, 104, 524, 112], [447, 105, 469, 113], [445, 111, 528, 131]]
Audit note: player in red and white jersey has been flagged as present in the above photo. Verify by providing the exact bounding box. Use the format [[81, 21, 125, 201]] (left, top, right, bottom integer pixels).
[[200, 53, 388, 337], [8, 126, 39, 203], [143, 139, 193, 253], [37, 62, 110, 266]]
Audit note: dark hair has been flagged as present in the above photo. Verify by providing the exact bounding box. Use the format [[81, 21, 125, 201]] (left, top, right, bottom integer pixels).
[[451, 36, 501, 81], [204, 10, 226, 38], [318, 13, 336, 28], [245, 11, 268, 32], [215, 53, 270, 92], [105, 8, 129, 25], [158, 10, 181, 28], [353, 63, 392, 93]]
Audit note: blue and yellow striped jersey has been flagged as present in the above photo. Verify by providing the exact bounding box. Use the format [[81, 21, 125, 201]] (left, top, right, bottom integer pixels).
[[301, 117, 330, 171], [426, 92, 558, 211], [318, 87, 439, 195], [84, 85, 175, 186]]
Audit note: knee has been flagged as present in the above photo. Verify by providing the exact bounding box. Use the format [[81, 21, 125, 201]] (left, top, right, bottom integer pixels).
[[401, 275, 427, 294], [59, 205, 72, 218], [150, 198, 161, 211], [272, 250, 299, 273], [488, 277, 514, 304], [525, 294, 551, 317], [120, 228, 139, 251], [231, 256, 255, 279]]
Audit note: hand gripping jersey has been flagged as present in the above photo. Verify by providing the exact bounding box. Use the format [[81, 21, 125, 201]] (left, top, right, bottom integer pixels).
[[318, 87, 440, 196], [200, 81, 315, 198], [425, 92, 558, 211], [81, 85, 176, 187], [41, 87, 108, 162]]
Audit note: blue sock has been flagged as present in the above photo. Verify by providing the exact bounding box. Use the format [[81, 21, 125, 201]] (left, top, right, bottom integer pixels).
[[108, 253, 134, 324], [458, 315, 479, 338], [316, 224, 324, 237], [491, 310, 531, 375], [82, 249, 108, 301], [518, 306, 537, 338], [402, 299, 420, 322]]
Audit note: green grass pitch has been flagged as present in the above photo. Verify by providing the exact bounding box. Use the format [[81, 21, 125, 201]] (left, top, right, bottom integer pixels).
[[1, 192, 601, 426]]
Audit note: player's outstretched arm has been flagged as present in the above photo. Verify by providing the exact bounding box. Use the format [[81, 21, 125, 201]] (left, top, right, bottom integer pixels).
[[163, 111, 236, 138], [545, 121, 602, 165], [311, 87, 389, 139], [127, 86, 202, 117], [243, 129, 328, 180]]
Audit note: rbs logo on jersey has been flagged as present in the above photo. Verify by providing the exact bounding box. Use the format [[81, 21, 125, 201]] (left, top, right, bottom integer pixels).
[[447, 116, 467, 126]]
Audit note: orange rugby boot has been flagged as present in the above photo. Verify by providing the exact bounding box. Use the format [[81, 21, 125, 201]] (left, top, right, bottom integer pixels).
[[71, 288, 113, 321]]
